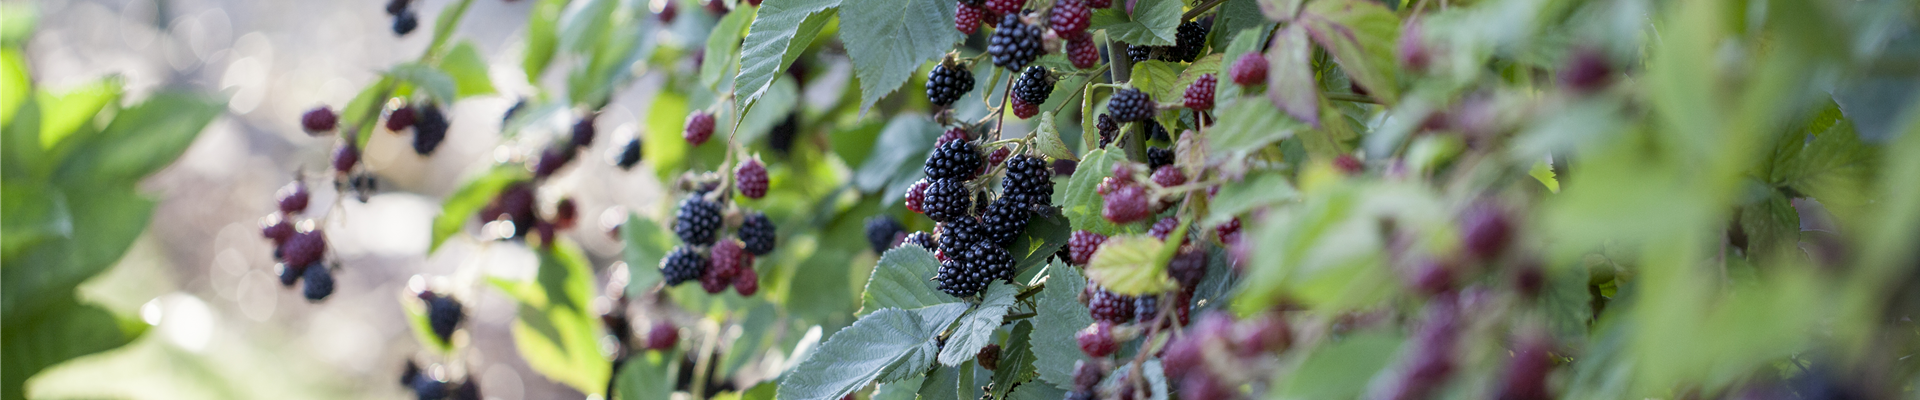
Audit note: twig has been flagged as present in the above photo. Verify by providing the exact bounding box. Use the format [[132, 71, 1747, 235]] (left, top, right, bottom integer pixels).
[[1182, 0, 1229, 22], [1325, 92, 1379, 104]]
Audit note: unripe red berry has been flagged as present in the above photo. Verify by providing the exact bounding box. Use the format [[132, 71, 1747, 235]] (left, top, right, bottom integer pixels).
[[1333, 154, 1364, 175], [1150, 165, 1186, 187], [277, 181, 310, 214], [904, 179, 929, 213], [302, 106, 338, 133], [283, 229, 328, 267], [332, 144, 360, 174], [261, 216, 295, 245], [1182, 74, 1216, 111], [1460, 201, 1514, 261], [1076, 321, 1117, 357], [1067, 230, 1106, 265], [733, 266, 759, 296], [554, 198, 577, 230], [1071, 360, 1105, 391], [386, 105, 416, 132], [1066, 36, 1101, 69], [1228, 53, 1268, 86], [1101, 184, 1151, 224], [645, 321, 679, 350], [735, 159, 770, 199], [937, 128, 968, 146], [684, 112, 716, 145], [1232, 313, 1291, 355]]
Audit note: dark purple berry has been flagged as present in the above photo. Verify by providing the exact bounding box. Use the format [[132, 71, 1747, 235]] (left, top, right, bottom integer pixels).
[[1049, 0, 1090, 35], [393, 10, 419, 35], [1067, 36, 1101, 69], [411, 103, 448, 155], [332, 144, 360, 173], [739, 212, 777, 255], [1559, 47, 1614, 94], [278, 262, 308, 287], [277, 180, 310, 214], [684, 112, 716, 145], [1096, 114, 1118, 147], [660, 246, 709, 286], [1183, 74, 1216, 111], [905, 179, 929, 213], [1101, 184, 1151, 224], [283, 229, 327, 268], [1075, 321, 1117, 357], [645, 321, 679, 350], [386, 105, 416, 132], [1072, 360, 1104, 391], [866, 216, 906, 254], [571, 116, 596, 148], [769, 113, 800, 154], [673, 196, 723, 245], [735, 159, 769, 199], [927, 63, 977, 108], [1461, 201, 1514, 261], [1168, 246, 1206, 288], [981, 197, 1031, 247], [733, 266, 760, 296], [902, 231, 939, 250], [1168, 19, 1210, 62], [302, 264, 334, 301], [411, 375, 447, 400], [553, 198, 577, 230], [1003, 155, 1054, 210], [1087, 287, 1134, 323], [1068, 230, 1105, 265], [925, 139, 984, 181], [938, 216, 984, 257], [1107, 88, 1153, 122], [956, 2, 987, 35], [988, 14, 1043, 72], [1146, 147, 1174, 171], [616, 138, 643, 170], [977, 344, 1002, 371], [1014, 66, 1054, 106], [984, 0, 1024, 16], [533, 144, 575, 179], [302, 106, 337, 133], [922, 178, 974, 223], [425, 294, 464, 342]]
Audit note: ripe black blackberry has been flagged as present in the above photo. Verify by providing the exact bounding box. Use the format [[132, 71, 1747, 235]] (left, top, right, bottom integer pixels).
[[980, 197, 1030, 247], [385, 0, 411, 15], [935, 257, 987, 297], [902, 231, 938, 250], [481, 182, 538, 238], [937, 241, 1014, 297], [661, 246, 709, 286], [865, 216, 906, 254], [924, 137, 983, 180], [411, 375, 448, 400], [1133, 295, 1159, 323], [1146, 146, 1174, 171], [1127, 44, 1154, 62], [278, 262, 307, 287], [937, 216, 984, 256], [533, 144, 575, 179], [922, 179, 973, 223], [424, 294, 464, 343], [739, 211, 777, 255], [1107, 88, 1153, 122], [987, 14, 1043, 72], [571, 117, 596, 147], [1001, 155, 1053, 210], [302, 264, 333, 301], [1013, 67, 1053, 105], [926, 62, 976, 108], [769, 113, 799, 154], [393, 10, 420, 35], [616, 138, 643, 170], [1168, 19, 1211, 62], [1146, 119, 1170, 141], [1087, 287, 1135, 323], [1096, 114, 1118, 147], [673, 196, 723, 246], [412, 103, 449, 155]]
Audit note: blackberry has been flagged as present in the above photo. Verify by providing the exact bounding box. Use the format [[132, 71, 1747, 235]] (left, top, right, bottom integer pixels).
[[533, 145, 575, 179], [425, 294, 464, 343], [333, 143, 360, 173], [984, 0, 1024, 15], [1179, 374, 1233, 400], [1106, 88, 1153, 122], [616, 138, 643, 170], [926, 63, 976, 108], [385, 0, 411, 15], [988, 147, 1011, 168], [1146, 146, 1174, 171], [658, 1, 678, 23], [1087, 287, 1134, 323], [1101, 184, 1151, 224], [939, 241, 1014, 297], [937, 216, 984, 256], [1148, 217, 1185, 244], [739, 212, 777, 255], [1066, 36, 1101, 69], [1127, 44, 1154, 62], [1133, 295, 1159, 323], [400, 360, 421, 387], [904, 179, 929, 213], [278, 180, 310, 214], [902, 231, 939, 250], [1010, 96, 1039, 119], [1333, 154, 1364, 174], [1002, 155, 1054, 210], [673, 196, 723, 246], [922, 179, 973, 223], [481, 182, 537, 238], [937, 128, 969, 146], [660, 246, 709, 286], [301, 264, 334, 300], [956, 2, 987, 35], [1169, 19, 1210, 62], [1095, 114, 1118, 147], [865, 216, 906, 254], [393, 10, 419, 35], [1066, 391, 1095, 400], [1072, 360, 1105, 390], [1076, 321, 1117, 357], [981, 197, 1030, 246], [452, 381, 481, 400], [278, 262, 308, 287], [302, 106, 337, 133], [684, 112, 716, 145], [1048, 0, 1090, 35], [1147, 119, 1171, 141], [1168, 246, 1206, 288], [1183, 74, 1216, 111], [1088, 0, 1110, 7], [769, 113, 799, 153], [1013, 67, 1054, 105], [1559, 47, 1614, 94], [1229, 53, 1268, 86], [1496, 336, 1555, 400], [936, 258, 988, 297], [1214, 218, 1242, 244], [1460, 201, 1513, 261], [283, 229, 328, 268], [735, 159, 769, 199], [571, 116, 596, 147], [412, 103, 449, 155], [701, 241, 743, 294], [987, 14, 1043, 72], [1052, 159, 1076, 176], [925, 139, 984, 180], [1150, 165, 1186, 187], [977, 344, 1002, 371], [411, 375, 448, 400], [1067, 230, 1105, 265], [646, 321, 679, 350], [386, 105, 416, 132], [732, 266, 759, 295]]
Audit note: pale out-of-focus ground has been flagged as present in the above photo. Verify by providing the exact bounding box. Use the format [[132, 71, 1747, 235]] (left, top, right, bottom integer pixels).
[[17, 0, 690, 398]]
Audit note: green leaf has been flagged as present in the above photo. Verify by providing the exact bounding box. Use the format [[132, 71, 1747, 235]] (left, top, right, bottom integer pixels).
[[778, 304, 968, 400], [1779, 118, 1876, 212], [439, 42, 496, 98], [1163, 53, 1222, 101], [1737, 193, 1799, 260], [622, 213, 676, 295], [1210, 0, 1265, 49], [53, 91, 222, 185], [560, 0, 617, 55], [874, 374, 926, 400], [1297, 0, 1400, 104], [1204, 170, 1297, 226], [731, 76, 801, 145], [1090, 0, 1181, 47], [3, 183, 152, 322], [568, 1, 652, 107], [1033, 113, 1078, 161], [839, 0, 962, 112], [494, 242, 610, 395], [1127, 60, 1182, 102], [736, 1, 839, 107], [343, 78, 395, 148], [522, 0, 568, 82], [703, 9, 755, 90], [989, 321, 1037, 399], [860, 246, 961, 316], [918, 362, 962, 400], [36, 75, 121, 150], [1, 48, 29, 126], [425, 0, 475, 59], [1543, 257, 1594, 342], [389, 63, 458, 105], [1234, 184, 1398, 314], [1030, 262, 1093, 390], [853, 115, 939, 194], [938, 282, 1017, 365], [613, 350, 678, 400], [428, 166, 529, 254], [1061, 148, 1125, 234], [1009, 208, 1072, 281], [1265, 25, 1319, 125], [1007, 380, 1067, 400], [1529, 159, 1561, 193], [1274, 332, 1403, 400], [2, 300, 135, 400], [0, 2, 36, 46], [1214, 91, 1309, 155], [1085, 235, 1176, 295]]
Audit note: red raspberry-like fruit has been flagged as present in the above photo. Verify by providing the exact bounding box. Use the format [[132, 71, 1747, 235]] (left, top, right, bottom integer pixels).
[[904, 179, 929, 213], [1496, 335, 1555, 400], [1087, 287, 1135, 322], [1461, 201, 1514, 261], [684, 112, 716, 145], [1101, 184, 1151, 224], [956, 2, 986, 34], [1229, 52, 1269, 86], [1049, 0, 1090, 35], [1067, 36, 1100, 69], [1180, 373, 1234, 400], [1233, 313, 1292, 355], [735, 159, 769, 199], [1409, 259, 1454, 296], [283, 229, 328, 268], [261, 216, 295, 245], [645, 321, 679, 350], [277, 181, 310, 214], [1067, 230, 1106, 265], [1182, 74, 1216, 111], [1150, 165, 1186, 188], [1398, 23, 1433, 73], [1333, 154, 1364, 175], [1075, 321, 1117, 357], [302, 106, 337, 133], [1214, 218, 1241, 243], [1072, 360, 1105, 391], [1011, 95, 1039, 119], [1089, 0, 1111, 8], [987, 146, 1010, 167], [733, 265, 760, 296], [1160, 335, 1202, 379], [386, 105, 416, 133], [1168, 245, 1206, 287], [1148, 217, 1180, 242], [937, 128, 969, 145], [554, 198, 577, 230], [658, 1, 677, 23], [332, 144, 360, 173], [703, 240, 746, 294], [984, 0, 1023, 15]]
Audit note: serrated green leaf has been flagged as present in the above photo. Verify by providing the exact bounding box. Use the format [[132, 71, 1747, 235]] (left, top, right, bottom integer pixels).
[[854, 115, 940, 193], [52, 91, 222, 185], [1007, 380, 1067, 400], [614, 351, 679, 400], [860, 246, 961, 316], [939, 282, 1017, 365], [1780, 118, 1875, 212], [1298, 0, 1400, 104], [1062, 148, 1125, 234], [1265, 25, 1319, 125], [1085, 235, 1176, 295], [1127, 60, 1182, 102], [1010, 208, 1072, 281], [840, 0, 962, 113], [343, 78, 395, 148], [778, 304, 967, 400], [736, 1, 839, 108], [497, 242, 611, 395], [1034, 112, 1077, 161], [990, 321, 1037, 399], [1090, 0, 1181, 46], [1204, 170, 1297, 226], [428, 166, 529, 254], [1738, 193, 1799, 260], [1210, 0, 1264, 49], [390, 63, 458, 105], [523, 0, 569, 82], [1529, 159, 1561, 193], [439, 42, 496, 98], [730, 76, 800, 145], [1209, 94, 1308, 156], [35, 75, 120, 150], [623, 213, 676, 295], [1234, 184, 1401, 313], [874, 374, 926, 400], [918, 362, 962, 400], [703, 9, 755, 90], [1031, 262, 1092, 390]]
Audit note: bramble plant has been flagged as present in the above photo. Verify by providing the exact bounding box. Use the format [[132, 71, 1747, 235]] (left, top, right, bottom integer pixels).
[[8, 0, 1920, 399]]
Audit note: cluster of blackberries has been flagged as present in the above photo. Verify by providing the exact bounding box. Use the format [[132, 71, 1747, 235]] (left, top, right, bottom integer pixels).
[[399, 360, 481, 400], [1159, 311, 1291, 400], [534, 114, 600, 179], [298, 105, 380, 202], [1009, 66, 1054, 118], [955, 0, 1109, 69], [384, 0, 420, 36], [259, 180, 335, 301], [902, 136, 1056, 297], [1125, 19, 1214, 64], [381, 103, 450, 156], [660, 192, 776, 296], [473, 181, 572, 247]]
